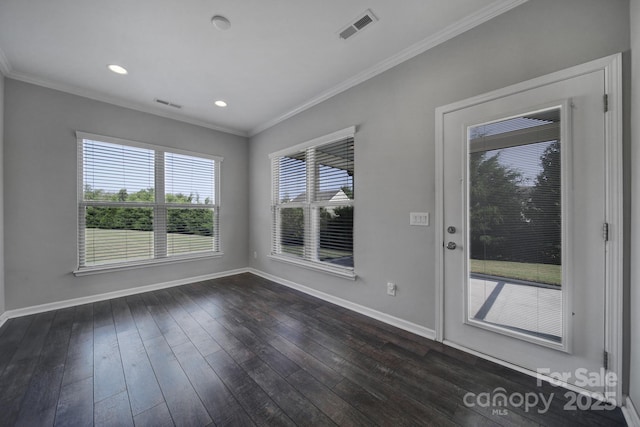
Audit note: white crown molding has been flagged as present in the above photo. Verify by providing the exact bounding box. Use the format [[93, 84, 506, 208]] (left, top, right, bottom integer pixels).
[[249, 0, 528, 137], [248, 268, 436, 340], [5, 70, 248, 137], [1, 0, 526, 139], [0, 268, 249, 325], [0, 46, 11, 76], [624, 396, 640, 427]]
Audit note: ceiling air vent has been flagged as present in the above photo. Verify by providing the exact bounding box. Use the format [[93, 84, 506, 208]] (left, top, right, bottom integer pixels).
[[338, 9, 378, 41], [154, 98, 182, 109]]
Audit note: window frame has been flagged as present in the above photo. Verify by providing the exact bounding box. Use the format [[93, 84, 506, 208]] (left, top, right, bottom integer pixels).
[[74, 131, 223, 275], [269, 127, 356, 279]]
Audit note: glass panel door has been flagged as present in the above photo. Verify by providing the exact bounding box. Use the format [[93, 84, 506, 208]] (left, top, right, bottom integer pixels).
[[441, 64, 610, 394], [467, 106, 564, 344]]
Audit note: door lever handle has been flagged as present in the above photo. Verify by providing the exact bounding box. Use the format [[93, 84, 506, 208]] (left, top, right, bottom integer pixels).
[[446, 242, 457, 250]]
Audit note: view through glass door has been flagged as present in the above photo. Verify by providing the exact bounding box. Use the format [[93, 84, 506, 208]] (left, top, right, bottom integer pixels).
[[468, 106, 564, 344]]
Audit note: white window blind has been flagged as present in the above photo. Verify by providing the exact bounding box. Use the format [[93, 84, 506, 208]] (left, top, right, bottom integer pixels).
[[271, 130, 354, 273], [77, 133, 220, 270]]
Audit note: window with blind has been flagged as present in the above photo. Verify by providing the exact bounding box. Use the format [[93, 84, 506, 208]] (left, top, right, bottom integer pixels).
[[270, 127, 355, 276], [76, 132, 221, 271]]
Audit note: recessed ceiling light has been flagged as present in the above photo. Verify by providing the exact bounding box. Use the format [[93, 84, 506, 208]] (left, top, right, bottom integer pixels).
[[107, 64, 128, 75], [211, 15, 231, 31], [215, 100, 228, 108]]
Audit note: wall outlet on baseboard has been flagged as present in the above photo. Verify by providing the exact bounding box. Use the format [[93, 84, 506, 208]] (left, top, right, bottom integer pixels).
[[253, 251, 258, 259], [387, 282, 397, 296]]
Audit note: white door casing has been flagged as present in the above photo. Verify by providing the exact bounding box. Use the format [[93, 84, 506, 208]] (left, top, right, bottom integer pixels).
[[435, 54, 623, 402]]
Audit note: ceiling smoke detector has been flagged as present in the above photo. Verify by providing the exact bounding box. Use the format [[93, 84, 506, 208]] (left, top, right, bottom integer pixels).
[[211, 15, 231, 31], [338, 9, 378, 41]]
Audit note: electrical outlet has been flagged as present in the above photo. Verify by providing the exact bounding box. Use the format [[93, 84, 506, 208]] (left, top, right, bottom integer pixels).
[[387, 282, 397, 296], [253, 251, 257, 259]]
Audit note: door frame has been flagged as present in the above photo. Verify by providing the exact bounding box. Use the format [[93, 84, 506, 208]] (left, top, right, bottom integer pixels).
[[434, 53, 623, 401]]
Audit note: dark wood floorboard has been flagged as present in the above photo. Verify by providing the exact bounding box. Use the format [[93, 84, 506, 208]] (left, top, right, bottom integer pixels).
[[0, 311, 55, 426], [14, 308, 74, 427], [0, 272, 628, 426]]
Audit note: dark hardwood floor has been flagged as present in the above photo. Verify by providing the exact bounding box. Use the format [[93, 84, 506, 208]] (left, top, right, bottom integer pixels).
[[0, 273, 627, 426]]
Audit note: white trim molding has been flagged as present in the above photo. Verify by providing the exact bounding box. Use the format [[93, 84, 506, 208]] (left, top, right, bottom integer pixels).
[[1, 1, 526, 139], [250, 0, 528, 136], [249, 268, 436, 340], [73, 252, 225, 276], [76, 131, 225, 163], [603, 53, 625, 405], [0, 312, 9, 329], [623, 396, 640, 427], [5, 71, 247, 137], [268, 255, 356, 280], [2, 267, 436, 340], [435, 53, 624, 400], [268, 126, 356, 159], [0, 268, 249, 325], [444, 340, 620, 406]]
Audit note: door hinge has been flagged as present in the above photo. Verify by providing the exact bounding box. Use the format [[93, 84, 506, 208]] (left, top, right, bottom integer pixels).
[[603, 94, 609, 113], [603, 350, 609, 370], [603, 222, 609, 241]]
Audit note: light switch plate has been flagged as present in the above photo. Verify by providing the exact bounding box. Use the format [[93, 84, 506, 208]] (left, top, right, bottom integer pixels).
[[410, 212, 429, 226]]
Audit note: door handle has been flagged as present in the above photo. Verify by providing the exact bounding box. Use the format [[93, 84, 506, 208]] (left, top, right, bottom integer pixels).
[[446, 242, 457, 250]]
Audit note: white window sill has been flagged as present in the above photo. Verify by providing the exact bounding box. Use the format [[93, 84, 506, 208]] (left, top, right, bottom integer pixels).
[[73, 252, 224, 276], [269, 254, 356, 280]]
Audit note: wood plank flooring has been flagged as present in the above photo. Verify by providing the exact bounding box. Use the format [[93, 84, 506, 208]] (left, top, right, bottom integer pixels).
[[0, 273, 627, 426]]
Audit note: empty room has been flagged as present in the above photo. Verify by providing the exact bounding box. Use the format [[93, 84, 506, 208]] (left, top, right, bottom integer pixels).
[[1, 0, 640, 425]]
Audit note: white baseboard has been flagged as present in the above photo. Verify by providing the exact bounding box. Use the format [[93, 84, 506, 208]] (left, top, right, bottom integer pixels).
[[0, 268, 250, 322], [444, 339, 626, 408], [248, 268, 436, 340], [624, 396, 640, 427], [0, 311, 9, 329]]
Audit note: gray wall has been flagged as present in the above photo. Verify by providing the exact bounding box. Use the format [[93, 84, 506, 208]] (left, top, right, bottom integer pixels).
[[0, 73, 4, 314], [3, 79, 249, 310], [249, 0, 630, 329], [630, 0, 640, 413], [1, 0, 636, 410]]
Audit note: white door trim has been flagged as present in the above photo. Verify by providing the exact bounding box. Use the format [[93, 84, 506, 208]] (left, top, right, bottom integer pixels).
[[434, 53, 623, 402]]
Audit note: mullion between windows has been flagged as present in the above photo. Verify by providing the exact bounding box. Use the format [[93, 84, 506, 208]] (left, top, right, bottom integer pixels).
[[306, 147, 319, 262], [78, 142, 86, 267], [271, 157, 281, 255], [154, 150, 167, 258]]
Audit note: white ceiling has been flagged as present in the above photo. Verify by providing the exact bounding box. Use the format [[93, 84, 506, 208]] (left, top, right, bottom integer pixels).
[[0, 0, 525, 137]]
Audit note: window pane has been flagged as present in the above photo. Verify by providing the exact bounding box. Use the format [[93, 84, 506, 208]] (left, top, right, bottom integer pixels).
[[468, 107, 562, 342], [279, 207, 305, 257], [83, 140, 154, 202], [279, 154, 306, 203], [83, 207, 153, 265], [319, 206, 353, 267], [165, 152, 215, 205], [271, 132, 355, 272], [167, 208, 215, 255], [316, 138, 354, 201]]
